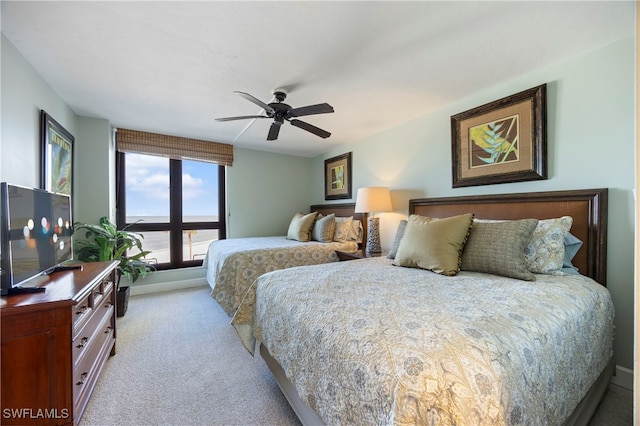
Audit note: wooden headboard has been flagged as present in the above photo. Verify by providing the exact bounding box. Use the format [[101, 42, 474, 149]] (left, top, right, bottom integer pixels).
[[409, 189, 608, 285], [310, 203, 366, 250]]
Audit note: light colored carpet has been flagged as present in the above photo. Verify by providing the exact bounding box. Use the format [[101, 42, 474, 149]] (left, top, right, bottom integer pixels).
[[588, 383, 633, 426], [81, 285, 632, 426], [81, 285, 300, 426]]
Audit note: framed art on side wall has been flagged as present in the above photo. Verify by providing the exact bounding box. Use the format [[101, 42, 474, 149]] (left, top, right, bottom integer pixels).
[[41, 110, 75, 196], [451, 84, 547, 188], [324, 152, 352, 200]]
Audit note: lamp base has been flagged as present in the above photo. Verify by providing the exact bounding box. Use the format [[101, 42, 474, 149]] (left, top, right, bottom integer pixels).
[[366, 216, 382, 254]]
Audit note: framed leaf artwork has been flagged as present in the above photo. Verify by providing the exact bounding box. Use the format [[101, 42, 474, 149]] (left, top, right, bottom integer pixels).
[[451, 84, 547, 188]]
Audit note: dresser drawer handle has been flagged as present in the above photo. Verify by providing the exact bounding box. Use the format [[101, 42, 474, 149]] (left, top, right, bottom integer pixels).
[[104, 326, 113, 334], [76, 372, 88, 386], [76, 305, 89, 315], [104, 302, 113, 309], [76, 336, 89, 349]]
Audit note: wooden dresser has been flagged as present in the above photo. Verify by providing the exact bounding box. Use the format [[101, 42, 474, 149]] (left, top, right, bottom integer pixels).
[[1, 261, 118, 426]]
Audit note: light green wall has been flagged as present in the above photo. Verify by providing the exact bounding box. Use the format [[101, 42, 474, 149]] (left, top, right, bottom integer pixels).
[[1, 34, 77, 188], [311, 38, 636, 371], [227, 148, 312, 238], [75, 117, 115, 225]]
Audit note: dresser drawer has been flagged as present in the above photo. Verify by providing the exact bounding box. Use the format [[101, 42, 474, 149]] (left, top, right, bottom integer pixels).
[[72, 287, 114, 366], [72, 291, 93, 335], [72, 275, 115, 337], [72, 311, 115, 410], [92, 277, 114, 309]]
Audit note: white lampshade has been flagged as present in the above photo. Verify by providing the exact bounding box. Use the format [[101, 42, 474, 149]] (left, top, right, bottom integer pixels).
[[354, 187, 392, 213]]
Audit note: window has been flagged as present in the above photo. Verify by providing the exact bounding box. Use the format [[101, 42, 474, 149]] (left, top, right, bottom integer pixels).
[[116, 152, 226, 270]]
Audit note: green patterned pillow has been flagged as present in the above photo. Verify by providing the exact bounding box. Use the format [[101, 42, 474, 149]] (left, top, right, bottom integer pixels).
[[286, 212, 318, 242], [461, 219, 538, 281], [393, 213, 474, 276], [525, 216, 573, 274], [311, 213, 336, 242]]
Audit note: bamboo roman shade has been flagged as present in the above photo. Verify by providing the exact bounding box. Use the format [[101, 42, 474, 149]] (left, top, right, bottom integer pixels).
[[116, 128, 233, 166]]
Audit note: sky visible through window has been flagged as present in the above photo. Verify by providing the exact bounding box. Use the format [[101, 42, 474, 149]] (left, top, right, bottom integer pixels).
[[124, 153, 220, 264], [125, 153, 218, 221]]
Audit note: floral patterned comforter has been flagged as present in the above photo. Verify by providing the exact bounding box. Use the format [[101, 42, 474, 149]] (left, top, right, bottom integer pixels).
[[242, 257, 614, 425], [204, 236, 358, 316]]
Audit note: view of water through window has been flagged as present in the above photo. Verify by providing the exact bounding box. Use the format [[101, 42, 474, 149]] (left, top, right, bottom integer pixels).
[[124, 154, 220, 264]]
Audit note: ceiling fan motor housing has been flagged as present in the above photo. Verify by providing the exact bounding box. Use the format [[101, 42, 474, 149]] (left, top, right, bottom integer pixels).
[[269, 102, 292, 121], [273, 90, 287, 102], [270, 90, 290, 122]]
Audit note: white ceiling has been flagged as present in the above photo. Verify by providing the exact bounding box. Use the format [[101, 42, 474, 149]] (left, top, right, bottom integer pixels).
[[1, 1, 634, 157]]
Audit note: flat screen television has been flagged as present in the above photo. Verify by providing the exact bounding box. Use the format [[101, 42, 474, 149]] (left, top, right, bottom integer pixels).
[[1, 183, 75, 295]]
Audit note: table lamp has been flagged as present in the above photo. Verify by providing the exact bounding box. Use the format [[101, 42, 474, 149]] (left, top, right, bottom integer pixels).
[[354, 187, 392, 254]]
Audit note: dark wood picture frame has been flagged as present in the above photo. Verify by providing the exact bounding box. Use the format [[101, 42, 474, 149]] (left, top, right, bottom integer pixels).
[[324, 152, 352, 200], [451, 84, 547, 188], [40, 110, 75, 197]]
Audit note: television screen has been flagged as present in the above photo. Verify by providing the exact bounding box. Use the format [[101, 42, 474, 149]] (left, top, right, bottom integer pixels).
[[1, 183, 73, 293]]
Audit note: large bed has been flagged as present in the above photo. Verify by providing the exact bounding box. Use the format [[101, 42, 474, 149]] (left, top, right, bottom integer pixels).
[[233, 189, 613, 425], [204, 203, 364, 316]]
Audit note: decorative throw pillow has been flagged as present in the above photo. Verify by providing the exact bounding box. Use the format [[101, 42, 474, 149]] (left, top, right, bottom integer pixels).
[[525, 216, 573, 275], [387, 220, 408, 259], [347, 219, 363, 242], [333, 216, 353, 242], [311, 213, 336, 243], [393, 213, 474, 276], [562, 232, 583, 272], [286, 212, 318, 242], [461, 219, 538, 281]]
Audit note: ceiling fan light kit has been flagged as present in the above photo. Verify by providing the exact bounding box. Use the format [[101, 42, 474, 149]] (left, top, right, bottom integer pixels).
[[216, 89, 334, 141]]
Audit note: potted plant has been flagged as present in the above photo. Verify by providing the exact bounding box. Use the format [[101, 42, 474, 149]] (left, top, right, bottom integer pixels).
[[74, 217, 153, 317]]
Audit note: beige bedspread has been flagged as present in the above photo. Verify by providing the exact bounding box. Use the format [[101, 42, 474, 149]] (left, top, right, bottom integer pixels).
[[237, 257, 614, 425], [204, 236, 358, 316]]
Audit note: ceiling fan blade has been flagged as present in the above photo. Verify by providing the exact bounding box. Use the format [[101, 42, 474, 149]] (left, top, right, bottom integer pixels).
[[267, 122, 282, 141], [215, 115, 269, 122], [234, 91, 275, 114], [289, 119, 331, 139], [288, 103, 334, 118]]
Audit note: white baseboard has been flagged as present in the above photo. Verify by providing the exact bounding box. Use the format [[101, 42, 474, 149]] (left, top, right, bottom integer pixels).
[[129, 278, 207, 296], [611, 365, 633, 391]]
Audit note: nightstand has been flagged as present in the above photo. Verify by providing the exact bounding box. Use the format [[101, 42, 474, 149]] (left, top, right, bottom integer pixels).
[[335, 250, 387, 261]]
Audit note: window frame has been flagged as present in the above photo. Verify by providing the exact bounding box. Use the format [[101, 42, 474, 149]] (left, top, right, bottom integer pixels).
[[115, 151, 226, 270]]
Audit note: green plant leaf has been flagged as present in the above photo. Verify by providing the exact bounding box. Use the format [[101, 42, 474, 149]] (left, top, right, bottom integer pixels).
[[74, 216, 154, 285]]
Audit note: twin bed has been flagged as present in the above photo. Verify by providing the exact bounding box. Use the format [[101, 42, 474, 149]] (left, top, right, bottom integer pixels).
[[204, 203, 364, 316], [224, 188, 613, 425]]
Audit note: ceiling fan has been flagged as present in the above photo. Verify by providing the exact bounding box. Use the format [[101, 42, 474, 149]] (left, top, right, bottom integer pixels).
[[215, 90, 334, 141]]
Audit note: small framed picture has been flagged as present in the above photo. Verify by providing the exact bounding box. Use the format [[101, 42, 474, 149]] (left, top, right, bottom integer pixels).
[[40, 110, 75, 196], [451, 84, 547, 187], [324, 152, 352, 200]]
